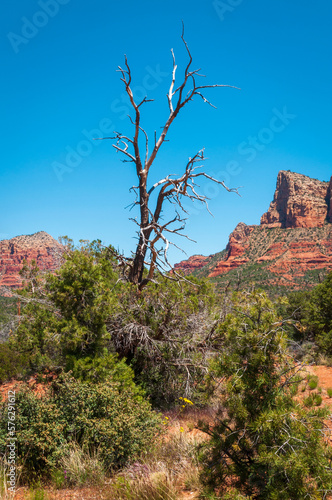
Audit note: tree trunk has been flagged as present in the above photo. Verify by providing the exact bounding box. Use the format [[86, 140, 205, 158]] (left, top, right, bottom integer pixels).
[[129, 236, 147, 285], [129, 172, 152, 285]]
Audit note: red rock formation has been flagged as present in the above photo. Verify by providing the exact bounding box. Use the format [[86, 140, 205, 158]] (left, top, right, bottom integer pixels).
[[261, 171, 330, 228], [173, 254, 209, 273], [174, 170, 332, 290], [0, 232, 63, 290], [209, 223, 252, 277]]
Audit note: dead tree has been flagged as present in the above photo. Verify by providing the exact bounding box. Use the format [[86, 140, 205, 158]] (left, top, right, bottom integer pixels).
[[98, 27, 239, 289]]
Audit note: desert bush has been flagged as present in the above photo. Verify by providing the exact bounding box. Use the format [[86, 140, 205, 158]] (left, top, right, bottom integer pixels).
[[0, 373, 161, 481], [108, 275, 216, 407], [199, 290, 332, 499], [306, 374, 319, 390], [10, 241, 123, 373], [304, 392, 323, 407], [285, 272, 332, 355]]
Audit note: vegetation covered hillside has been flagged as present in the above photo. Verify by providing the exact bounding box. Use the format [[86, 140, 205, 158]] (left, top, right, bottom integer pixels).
[[189, 224, 332, 295]]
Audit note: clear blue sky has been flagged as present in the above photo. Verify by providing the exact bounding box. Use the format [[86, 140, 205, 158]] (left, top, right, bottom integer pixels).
[[1, 0, 331, 264]]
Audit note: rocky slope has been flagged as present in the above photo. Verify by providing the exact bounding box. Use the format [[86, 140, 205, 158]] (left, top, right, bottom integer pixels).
[[0, 231, 63, 291], [174, 171, 332, 292]]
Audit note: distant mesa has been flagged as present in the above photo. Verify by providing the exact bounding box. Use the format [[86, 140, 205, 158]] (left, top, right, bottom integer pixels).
[[174, 170, 332, 291], [0, 231, 63, 291]]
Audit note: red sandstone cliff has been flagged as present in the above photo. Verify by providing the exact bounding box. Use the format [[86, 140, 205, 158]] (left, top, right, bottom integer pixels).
[[260, 171, 330, 228], [0, 231, 63, 290], [174, 171, 332, 290]]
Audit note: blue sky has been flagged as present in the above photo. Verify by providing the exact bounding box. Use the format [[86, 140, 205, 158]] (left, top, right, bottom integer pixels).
[[1, 0, 331, 264]]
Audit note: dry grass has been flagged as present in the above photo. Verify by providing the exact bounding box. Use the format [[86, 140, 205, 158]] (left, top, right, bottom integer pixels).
[[59, 443, 105, 487], [106, 424, 206, 499]]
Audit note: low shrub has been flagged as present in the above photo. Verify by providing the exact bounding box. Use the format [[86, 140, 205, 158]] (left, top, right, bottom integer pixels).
[[304, 392, 323, 407], [307, 375, 319, 390], [0, 373, 161, 481]]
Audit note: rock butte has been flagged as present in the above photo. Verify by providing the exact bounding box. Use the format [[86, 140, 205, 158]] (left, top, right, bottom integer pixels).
[[261, 170, 332, 228], [0, 231, 63, 291], [174, 170, 332, 289]]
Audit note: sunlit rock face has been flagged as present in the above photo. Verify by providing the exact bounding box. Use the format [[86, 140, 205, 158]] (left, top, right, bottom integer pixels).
[[0, 231, 63, 290], [260, 170, 331, 228]]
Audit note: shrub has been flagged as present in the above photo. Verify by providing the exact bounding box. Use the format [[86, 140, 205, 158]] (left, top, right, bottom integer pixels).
[[0, 373, 161, 480], [307, 375, 318, 390], [0, 387, 67, 482], [69, 349, 137, 389], [304, 392, 323, 407], [327, 388, 332, 398], [11, 240, 216, 408], [109, 276, 216, 407], [199, 291, 332, 499], [11, 241, 123, 374]]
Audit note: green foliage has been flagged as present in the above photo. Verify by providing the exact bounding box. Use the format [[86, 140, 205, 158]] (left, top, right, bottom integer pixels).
[[69, 349, 137, 388], [327, 388, 332, 398], [11, 302, 62, 372], [0, 342, 29, 382], [281, 271, 332, 357], [199, 291, 332, 499], [308, 272, 332, 354], [0, 373, 161, 481], [280, 289, 313, 342], [10, 240, 217, 406], [46, 240, 121, 359], [51, 469, 66, 489], [10, 240, 123, 374], [0, 387, 67, 482]]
